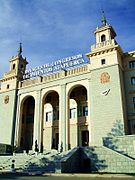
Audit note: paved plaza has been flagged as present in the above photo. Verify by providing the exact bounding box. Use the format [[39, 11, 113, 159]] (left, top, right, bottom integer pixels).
[[0, 174, 135, 180]]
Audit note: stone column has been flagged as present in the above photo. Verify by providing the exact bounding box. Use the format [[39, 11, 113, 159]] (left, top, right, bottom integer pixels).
[[38, 90, 43, 152], [33, 90, 41, 151], [14, 93, 21, 147], [59, 84, 68, 151], [88, 78, 92, 145]]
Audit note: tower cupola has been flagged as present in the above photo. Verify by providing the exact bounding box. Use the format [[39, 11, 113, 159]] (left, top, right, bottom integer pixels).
[[4, 43, 28, 80], [86, 12, 123, 70], [94, 12, 117, 45], [101, 11, 107, 26]]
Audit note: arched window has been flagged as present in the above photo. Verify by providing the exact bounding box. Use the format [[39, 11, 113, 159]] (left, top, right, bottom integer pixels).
[[101, 34, 106, 42], [7, 84, 10, 89], [13, 64, 16, 70]]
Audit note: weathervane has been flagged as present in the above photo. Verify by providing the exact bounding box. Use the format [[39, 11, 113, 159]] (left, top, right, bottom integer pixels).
[[18, 42, 22, 56], [101, 11, 107, 26]]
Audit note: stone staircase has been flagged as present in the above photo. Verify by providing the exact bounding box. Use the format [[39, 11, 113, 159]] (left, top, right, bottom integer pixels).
[[0, 146, 135, 174], [0, 150, 69, 173]]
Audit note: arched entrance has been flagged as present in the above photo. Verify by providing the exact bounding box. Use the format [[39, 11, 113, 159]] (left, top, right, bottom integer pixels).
[[42, 91, 59, 150], [20, 96, 35, 151], [68, 85, 89, 148]]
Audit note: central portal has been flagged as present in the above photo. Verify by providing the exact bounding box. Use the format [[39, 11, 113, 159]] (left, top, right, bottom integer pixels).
[[42, 91, 59, 151], [68, 85, 89, 148]]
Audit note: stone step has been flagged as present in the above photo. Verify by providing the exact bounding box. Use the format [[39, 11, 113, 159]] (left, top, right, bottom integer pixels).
[[0, 150, 65, 173]]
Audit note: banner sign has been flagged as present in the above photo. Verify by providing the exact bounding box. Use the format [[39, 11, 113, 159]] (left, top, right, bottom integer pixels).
[[23, 54, 86, 79]]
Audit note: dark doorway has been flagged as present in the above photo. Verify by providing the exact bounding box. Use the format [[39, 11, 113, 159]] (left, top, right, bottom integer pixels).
[[82, 158, 91, 173], [81, 130, 89, 146]]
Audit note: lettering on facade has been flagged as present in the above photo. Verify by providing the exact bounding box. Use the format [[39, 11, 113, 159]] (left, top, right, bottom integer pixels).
[[4, 95, 9, 104], [23, 54, 87, 79], [100, 72, 110, 84]]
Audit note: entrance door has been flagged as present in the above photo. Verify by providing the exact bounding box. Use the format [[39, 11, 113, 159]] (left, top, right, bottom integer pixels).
[[81, 130, 89, 146]]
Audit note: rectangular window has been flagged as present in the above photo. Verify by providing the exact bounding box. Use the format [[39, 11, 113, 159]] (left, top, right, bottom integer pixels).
[[129, 61, 135, 68], [133, 97, 135, 109], [46, 111, 52, 122], [7, 84, 10, 89], [131, 77, 135, 85], [70, 108, 76, 119], [83, 106, 88, 116], [101, 59, 106, 65]]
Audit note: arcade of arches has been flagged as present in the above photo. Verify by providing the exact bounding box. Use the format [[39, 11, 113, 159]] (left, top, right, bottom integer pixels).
[[17, 85, 89, 152]]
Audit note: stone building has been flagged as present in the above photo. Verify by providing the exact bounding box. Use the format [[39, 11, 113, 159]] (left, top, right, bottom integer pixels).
[[0, 14, 135, 154]]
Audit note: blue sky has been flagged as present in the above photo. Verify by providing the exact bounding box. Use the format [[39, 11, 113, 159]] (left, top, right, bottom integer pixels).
[[0, 0, 135, 77]]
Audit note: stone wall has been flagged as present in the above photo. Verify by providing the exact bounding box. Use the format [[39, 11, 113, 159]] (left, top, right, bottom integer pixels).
[[0, 89, 17, 145], [103, 135, 135, 159], [84, 146, 135, 173], [90, 64, 125, 145]]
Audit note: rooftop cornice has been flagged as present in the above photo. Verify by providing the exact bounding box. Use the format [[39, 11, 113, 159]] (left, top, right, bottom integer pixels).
[[0, 75, 17, 82], [86, 44, 121, 58], [124, 50, 135, 57], [9, 55, 28, 64], [94, 25, 116, 37]]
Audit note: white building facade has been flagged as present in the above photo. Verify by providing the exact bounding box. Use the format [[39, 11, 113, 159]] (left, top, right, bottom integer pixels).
[[0, 16, 135, 153]]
